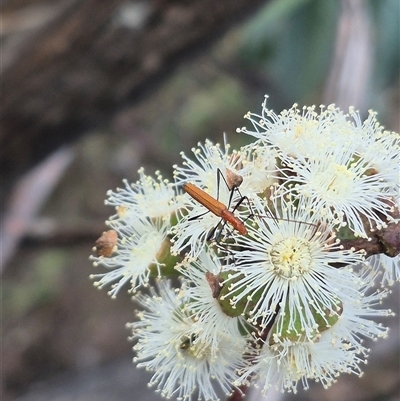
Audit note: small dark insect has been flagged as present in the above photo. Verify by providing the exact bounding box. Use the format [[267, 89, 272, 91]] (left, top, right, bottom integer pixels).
[[179, 333, 197, 350]]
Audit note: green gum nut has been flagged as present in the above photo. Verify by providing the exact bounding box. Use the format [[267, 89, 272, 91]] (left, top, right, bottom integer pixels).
[[217, 271, 265, 318], [336, 223, 359, 241], [269, 295, 343, 345], [217, 271, 247, 317], [148, 237, 182, 277]]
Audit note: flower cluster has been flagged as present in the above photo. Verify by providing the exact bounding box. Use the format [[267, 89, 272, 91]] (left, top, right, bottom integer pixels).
[[90, 96, 399, 400]]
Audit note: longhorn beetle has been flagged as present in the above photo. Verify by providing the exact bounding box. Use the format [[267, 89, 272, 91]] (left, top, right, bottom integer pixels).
[[183, 168, 250, 241]]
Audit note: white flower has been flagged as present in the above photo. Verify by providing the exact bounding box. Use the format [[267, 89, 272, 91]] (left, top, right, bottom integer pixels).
[[328, 265, 391, 348], [277, 142, 397, 236], [350, 108, 400, 187], [238, 97, 400, 237], [105, 168, 180, 228], [221, 196, 365, 337], [238, 266, 390, 395], [367, 254, 400, 286], [238, 142, 278, 195], [177, 249, 251, 355], [89, 93, 399, 399], [237, 97, 354, 159], [90, 217, 170, 296], [128, 280, 248, 401], [173, 140, 245, 192], [240, 338, 363, 395]]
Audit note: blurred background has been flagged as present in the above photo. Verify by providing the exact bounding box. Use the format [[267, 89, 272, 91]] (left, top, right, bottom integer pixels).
[[2, 0, 399, 400]]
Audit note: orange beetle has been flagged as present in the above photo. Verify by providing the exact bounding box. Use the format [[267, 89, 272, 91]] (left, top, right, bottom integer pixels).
[[183, 182, 248, 236]]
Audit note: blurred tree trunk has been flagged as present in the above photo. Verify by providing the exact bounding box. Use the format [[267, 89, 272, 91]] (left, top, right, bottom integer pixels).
[[2, 0, 266, 197]]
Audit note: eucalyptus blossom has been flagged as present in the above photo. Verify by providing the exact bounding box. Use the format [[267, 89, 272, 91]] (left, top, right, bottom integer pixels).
[[90, 96, 399, 400]]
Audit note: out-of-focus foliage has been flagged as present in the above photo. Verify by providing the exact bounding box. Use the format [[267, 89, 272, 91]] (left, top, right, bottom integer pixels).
[[238, 0, 339, 103], [369, 0, 399, 89]]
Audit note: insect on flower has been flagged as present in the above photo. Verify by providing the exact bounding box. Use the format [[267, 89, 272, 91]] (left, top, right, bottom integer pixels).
[[183, 169, 250, 242], [183, 182, 248, 234]]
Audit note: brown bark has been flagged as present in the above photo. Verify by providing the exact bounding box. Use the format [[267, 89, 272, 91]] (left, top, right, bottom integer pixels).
[[1, 0, 266, 194]]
